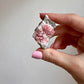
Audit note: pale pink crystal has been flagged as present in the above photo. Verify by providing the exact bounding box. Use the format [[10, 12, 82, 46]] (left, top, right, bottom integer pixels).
[[33, 15, 56, 49], [42, 24, 55, 38], [33, 22, 55, 48]]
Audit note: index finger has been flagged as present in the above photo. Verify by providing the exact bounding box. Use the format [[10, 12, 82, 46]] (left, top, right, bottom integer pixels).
[[40, 13, 84, 33]]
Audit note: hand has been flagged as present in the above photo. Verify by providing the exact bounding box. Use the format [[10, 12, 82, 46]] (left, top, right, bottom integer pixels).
[[32, 13, 84, 84]]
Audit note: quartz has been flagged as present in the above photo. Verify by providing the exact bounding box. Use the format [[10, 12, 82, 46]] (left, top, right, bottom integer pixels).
[[33, 15, 56, 49]]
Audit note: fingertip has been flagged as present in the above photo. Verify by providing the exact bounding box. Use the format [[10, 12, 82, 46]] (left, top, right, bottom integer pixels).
[[32, 51, 43, 59], [32, 48, 44, 59], [40, 13, 46, 20]]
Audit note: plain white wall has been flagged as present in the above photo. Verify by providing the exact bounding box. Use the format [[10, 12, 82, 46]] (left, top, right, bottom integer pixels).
[[0, 0, 84, 84]]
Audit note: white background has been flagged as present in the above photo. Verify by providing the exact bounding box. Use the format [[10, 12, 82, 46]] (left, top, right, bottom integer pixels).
[[0, 0, 84, 84]]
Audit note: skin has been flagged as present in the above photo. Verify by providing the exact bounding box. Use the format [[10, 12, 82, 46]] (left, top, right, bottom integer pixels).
[[38, 13, 84, 84]]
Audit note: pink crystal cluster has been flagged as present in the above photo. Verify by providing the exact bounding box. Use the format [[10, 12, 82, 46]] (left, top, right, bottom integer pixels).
[[33, 21, 55, 48]]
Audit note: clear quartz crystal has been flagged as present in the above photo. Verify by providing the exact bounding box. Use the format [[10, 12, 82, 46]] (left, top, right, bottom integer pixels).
[[33, 15, 56, 49]]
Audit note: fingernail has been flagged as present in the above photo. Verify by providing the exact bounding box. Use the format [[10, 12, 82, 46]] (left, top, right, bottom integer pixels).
[[50, 43, 54, 48], [32, 51, 42, 59]]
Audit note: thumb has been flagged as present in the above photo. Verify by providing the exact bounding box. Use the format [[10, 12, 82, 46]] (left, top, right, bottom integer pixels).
[[32, 48, 75, 71]]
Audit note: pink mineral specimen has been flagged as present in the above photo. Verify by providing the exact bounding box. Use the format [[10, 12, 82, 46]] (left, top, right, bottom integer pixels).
[[33, 15, 56, 49]]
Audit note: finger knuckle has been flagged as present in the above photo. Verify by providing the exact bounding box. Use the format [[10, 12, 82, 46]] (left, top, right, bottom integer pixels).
[[46, 48, 54, 56], [43, 48, 55, 62], [70, 13, 78, 20], [67, 13, 78, 25], [69, 13, 77, 16]]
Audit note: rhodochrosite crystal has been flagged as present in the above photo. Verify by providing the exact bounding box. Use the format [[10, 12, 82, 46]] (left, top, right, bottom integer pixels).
[[33, 15, 56, 49]]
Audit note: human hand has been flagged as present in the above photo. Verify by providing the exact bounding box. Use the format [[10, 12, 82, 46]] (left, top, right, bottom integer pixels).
[[32, 13, 84, 84]]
